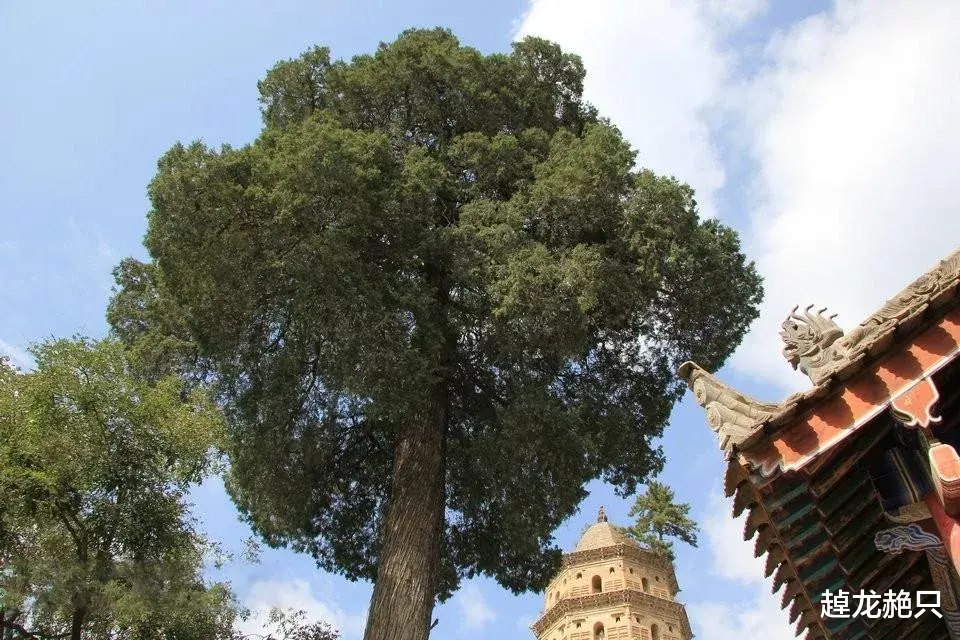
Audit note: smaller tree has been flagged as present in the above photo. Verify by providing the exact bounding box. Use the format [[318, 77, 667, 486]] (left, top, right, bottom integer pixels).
[[0, 339, 233, 640], [624, 481, 698, 561]]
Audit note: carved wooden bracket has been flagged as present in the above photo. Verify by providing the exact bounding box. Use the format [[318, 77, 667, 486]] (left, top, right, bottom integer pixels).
[[875, 522, 960, 638], [923, 493, 960, 639], [891, 377, 942, 428]]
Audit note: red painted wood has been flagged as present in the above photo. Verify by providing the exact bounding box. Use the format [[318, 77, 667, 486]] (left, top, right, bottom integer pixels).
[[892, 378, 942, 428], [746, 309, 960, 474], [926, 492, 960, 577], [930, 444, 960, 516]]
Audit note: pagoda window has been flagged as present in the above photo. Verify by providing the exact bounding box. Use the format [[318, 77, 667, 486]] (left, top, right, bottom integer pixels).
[[593, 622, 605, 639], [642, 577, 649, 592], [650, 623, 660, 640], [591, 575, 602, 593]]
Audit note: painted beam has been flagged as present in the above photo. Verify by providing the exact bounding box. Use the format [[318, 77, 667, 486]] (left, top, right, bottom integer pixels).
[[931, 443, 960, 516], [925, 491, 960, 578], [744, 309, 960, 475]]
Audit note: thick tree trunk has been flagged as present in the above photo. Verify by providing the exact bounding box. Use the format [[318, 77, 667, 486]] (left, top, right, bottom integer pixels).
[[70, 605, 86, 640], [363, 393, 447, 640]]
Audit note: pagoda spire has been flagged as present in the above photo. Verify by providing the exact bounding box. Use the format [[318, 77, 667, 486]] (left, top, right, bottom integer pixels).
[[597, 506, 607, 523]]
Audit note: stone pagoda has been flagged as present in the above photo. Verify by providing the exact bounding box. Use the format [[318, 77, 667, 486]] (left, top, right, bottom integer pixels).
[[531, 507, 693, 640]]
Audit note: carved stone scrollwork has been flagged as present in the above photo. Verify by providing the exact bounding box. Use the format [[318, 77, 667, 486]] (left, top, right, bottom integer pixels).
[[859, 249, 960, 337], [678, 362, 779, 456], [780, 248, 960, 386]]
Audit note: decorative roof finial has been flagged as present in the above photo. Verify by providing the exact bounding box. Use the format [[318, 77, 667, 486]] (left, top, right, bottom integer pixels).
[[779, 304, 845, 385], [597, 506, 607, 523]]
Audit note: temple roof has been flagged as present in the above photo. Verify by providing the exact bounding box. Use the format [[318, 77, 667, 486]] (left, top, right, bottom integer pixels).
[[723, 414, 954, 640], [679, 246, 960, 461], [560, 507, 678, 594], [678, 246, 960, 640]]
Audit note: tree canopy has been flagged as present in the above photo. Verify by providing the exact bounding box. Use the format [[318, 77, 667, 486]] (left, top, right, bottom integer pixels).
[[0, 340, 236, 640], [110, 28, 763, 640], [624, 481, 699, 561]]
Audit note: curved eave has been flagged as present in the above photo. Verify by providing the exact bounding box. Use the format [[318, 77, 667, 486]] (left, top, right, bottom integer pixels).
[[724, 421, 952, 640], [680, 246, 960, 475]]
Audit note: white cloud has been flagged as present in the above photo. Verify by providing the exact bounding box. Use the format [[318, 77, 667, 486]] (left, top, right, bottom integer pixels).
[[732, 0, 960, 390], [515, 0, 761, 220], [455, 583, 497, 634], [702, 490, 764, 584], [518, 0, 960, 394], [688, 489, 795, 640], [687, 597, 797, 640], [0, 339, 32, 370], [238, 579, 366, 640]]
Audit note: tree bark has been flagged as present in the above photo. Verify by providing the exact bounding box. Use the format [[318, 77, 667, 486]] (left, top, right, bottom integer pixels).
[[363, 390, 447, 640], [70, 604, 86, 640]]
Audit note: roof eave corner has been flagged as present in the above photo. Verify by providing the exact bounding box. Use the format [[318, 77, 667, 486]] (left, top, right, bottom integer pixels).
[[678, 360, 781, 458]]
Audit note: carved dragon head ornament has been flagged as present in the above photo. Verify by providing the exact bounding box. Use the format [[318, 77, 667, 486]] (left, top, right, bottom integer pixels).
[[780, 305, 845, 383]]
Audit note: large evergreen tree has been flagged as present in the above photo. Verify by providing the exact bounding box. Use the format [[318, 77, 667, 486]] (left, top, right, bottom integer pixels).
[[110, 29, 763, 640]]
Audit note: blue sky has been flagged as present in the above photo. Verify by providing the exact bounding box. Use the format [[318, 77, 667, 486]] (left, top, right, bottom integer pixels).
[[3, 1, 960, 638]]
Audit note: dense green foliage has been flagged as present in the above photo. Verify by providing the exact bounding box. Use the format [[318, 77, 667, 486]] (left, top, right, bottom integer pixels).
[[625, 481, 699, 561], [109, 27, 763, 629], [107, 258, 202, 387], [0, 341, 236, 639]]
